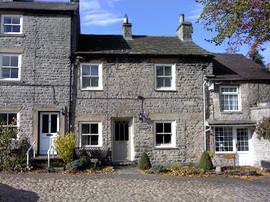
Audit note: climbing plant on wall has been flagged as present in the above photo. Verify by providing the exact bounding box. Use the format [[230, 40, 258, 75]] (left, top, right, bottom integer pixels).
[[256, 117, 270, 141]]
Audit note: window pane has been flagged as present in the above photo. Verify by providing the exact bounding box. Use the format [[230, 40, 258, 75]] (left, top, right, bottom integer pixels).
[[11, 68, 18, 78], [91, 66, 98, 76], [164, 78, 171, 87], [4, 25, 12, 33], [156, 123, 163, 133], [8, 113, 17, 125], [2, 68, 11, 78], [156, 66, 163, 76], [82, 78, 90, 88], [2, 56, 10, 66], [82, 66, 90, 76], [12, 17, 20, 24], [4, 16, 12, 24], [215, 127, 233, 152], [164, 123, 171, 133], [164, 66, 172, 76], [164, 134, 171, 144], [125, 123, 129, 141], [156, 135, 163, 145], [91, 135, 99, 145], [90, 78, 99, 87], [10, 56, 18, 67], [12, 25, 20, 33], [237, 129, 249, 151], [90, 124, 98, 134], [0, 114, 8, 125], [81, 124, 89, 134], [42, 115, 49, 133], [115, 122, 119, 141], [156, 78, 163, 88], [51, 114, 58, 133], [82, 136, 91, 146]]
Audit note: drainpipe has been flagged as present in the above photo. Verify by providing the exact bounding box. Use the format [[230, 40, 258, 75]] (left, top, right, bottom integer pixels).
[[203, 78, 207, 151]]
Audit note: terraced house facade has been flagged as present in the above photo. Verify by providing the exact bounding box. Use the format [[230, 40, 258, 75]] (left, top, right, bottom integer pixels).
[[0, 0, 270, 168]]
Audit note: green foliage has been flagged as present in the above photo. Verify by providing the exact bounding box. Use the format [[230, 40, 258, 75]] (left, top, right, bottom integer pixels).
[[54, 132, 76, 165], [249, 50, 264, 65], [79, 150, 91, 169], [0, 121, 29, 172], [196, 0, 270, 53], [199, 151, 213, 172], [256, 117, 270, 141], [138, 152, 151, 170]]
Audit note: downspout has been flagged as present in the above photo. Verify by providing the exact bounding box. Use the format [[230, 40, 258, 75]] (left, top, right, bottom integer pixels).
[[203, 78, 207, 151]]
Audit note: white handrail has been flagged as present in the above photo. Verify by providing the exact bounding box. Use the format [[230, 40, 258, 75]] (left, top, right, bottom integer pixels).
[[47, 141, 56, 169], [26, 141, 36, 169]]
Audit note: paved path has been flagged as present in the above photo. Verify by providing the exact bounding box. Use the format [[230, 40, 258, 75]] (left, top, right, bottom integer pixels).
[[0, 168, 270, 202]]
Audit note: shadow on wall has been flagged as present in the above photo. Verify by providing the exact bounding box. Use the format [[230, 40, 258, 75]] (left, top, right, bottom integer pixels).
[[0, 183, 39, 202]]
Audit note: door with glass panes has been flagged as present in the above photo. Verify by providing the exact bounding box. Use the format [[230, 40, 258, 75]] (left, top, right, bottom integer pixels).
[[236, 128, 250, 166], [39, 112, 59, 155], [113, 120, 131, 162]]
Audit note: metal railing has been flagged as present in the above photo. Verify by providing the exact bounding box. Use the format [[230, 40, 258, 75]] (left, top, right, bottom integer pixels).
[[26, 141, 36, 169], [47, 141, 57, 169]]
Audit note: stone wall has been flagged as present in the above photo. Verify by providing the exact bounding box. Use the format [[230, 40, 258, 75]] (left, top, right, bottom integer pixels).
[[250, 107, 270, 167], [75, 57, 210, 164], [0, 12, 74, 149]]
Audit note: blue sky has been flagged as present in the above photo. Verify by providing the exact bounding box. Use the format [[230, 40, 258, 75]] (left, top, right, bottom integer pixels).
[[44, 0, 270, 64]]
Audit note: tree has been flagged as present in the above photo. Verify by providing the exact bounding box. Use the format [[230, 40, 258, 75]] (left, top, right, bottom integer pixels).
[[196, 0, 270, 55], [248, 50, 264, 65]]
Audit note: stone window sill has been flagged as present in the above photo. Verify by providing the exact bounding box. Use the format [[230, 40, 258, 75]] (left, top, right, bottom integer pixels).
[[0, 33, 25, 38]]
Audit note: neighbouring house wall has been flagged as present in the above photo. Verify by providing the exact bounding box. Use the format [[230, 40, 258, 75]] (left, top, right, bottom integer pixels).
[[208, 82, 270, 121], [74, 57, 211, 164], [207, 82, 270, 167], [250, 107, 270, 167], [0, 12, 74, 150]]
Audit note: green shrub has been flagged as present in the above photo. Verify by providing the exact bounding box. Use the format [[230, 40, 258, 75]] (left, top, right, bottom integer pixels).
[[256, 117, 270, 141], [138, 152, 151, 170], [79, 150, 91, 169], [199, 151, 213, 172], [54, 132, 76, 165], [0, 121, 29, 172]]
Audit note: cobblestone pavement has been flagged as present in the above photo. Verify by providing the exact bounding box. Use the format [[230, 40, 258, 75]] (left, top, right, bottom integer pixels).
[[0, 168, 270, 202]]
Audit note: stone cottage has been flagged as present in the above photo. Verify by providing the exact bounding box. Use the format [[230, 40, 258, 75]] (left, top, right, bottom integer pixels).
[[0, 0, 269, 167]]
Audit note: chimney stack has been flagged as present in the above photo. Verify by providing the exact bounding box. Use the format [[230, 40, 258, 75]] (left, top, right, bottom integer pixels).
[[176, 14, 193, 41], [122, 15, 132, 40]]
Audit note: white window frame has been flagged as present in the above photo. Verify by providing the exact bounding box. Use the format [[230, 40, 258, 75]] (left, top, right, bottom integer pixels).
[[79, 122, 102, 148], [220, 85, 241, 112], [80, 63, 103, 91], [0, 112, 20, 139], [214, 127, 250, 154], [1, 15, 23, 34], [0, 54, 21, 81], [154, 121, 176, 149], [154, 64, 176, 91]]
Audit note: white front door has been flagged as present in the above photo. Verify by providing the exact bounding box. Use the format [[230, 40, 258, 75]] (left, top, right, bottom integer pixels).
[[236, 128, 251, 166], [113, 120, 131, 162], [39, 112, 60, 155]]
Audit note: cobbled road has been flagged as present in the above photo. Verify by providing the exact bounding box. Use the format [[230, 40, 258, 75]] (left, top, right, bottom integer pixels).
[[0, 168, 270, 202]]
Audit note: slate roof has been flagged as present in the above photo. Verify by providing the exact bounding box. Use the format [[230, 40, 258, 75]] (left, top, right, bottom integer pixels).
[[76, 34, 211, 56], [212, 54, 270, 81], [0, 2, 78, 13]]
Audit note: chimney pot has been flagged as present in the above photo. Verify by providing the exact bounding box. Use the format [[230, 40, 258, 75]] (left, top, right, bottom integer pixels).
[[122, 15, 132, 40], [179, 14, 185, 24]]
